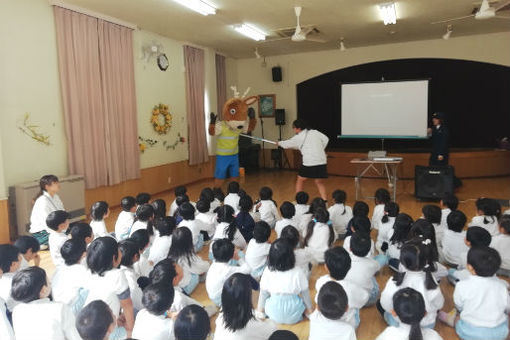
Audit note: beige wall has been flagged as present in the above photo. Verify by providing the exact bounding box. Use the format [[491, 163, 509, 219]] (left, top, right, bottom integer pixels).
[[228, 32, 510, 146], [0, 0, 219, 197]]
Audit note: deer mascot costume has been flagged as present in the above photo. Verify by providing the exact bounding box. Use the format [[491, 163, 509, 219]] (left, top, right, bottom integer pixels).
[[209, 87, 257, 187]]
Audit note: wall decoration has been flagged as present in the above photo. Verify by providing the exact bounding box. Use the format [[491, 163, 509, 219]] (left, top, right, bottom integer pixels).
[[18, 113, 51, 145], [258, 94, 275, 118], [163, 133, 186, 151], [138, 136, 158, 153], [151, 103, 172, 134]]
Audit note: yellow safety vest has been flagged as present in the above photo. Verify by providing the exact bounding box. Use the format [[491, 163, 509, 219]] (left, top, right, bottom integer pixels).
[[216, 122, 240, 156]]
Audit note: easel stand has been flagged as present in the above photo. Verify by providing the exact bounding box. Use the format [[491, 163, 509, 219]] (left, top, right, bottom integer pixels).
[[277, 125, 291, 169]]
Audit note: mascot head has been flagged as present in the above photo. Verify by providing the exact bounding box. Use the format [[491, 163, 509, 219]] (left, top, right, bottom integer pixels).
[[223, 86, 257, 131]]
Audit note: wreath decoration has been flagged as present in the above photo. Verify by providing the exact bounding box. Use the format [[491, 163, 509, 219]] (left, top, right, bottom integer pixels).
[[151, 103, 172, 134]]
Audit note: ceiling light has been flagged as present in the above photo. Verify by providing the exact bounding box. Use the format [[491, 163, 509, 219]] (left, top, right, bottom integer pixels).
[[233, 24, 266, 41], [339, 38, 346, 51], [378, 2, 397, 25], [173, 0, 216, 16], [443, 25, 452, 40]]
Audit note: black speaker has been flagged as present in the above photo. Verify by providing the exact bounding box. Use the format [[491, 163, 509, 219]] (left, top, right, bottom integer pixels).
[[272, 66, 282, 82], [415, 165, 455, 200], [275, 109, 285, 125]]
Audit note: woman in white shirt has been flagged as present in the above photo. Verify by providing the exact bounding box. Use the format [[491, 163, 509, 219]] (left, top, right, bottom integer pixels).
[[303, 208, 334, 263], [376, 287, 443, 340], [90, 201, 110, 239], [215, 273, 277, 340], [84, 237, 135, 339], [169, 227, 210, 296], [277, 119, 329, 201], [29, 175, 64, 246], [257, 239, 313, 324], [11, 267, 81, 340]]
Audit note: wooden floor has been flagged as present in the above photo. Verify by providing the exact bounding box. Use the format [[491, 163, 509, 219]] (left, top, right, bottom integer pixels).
[[38, 170, 510, 340]]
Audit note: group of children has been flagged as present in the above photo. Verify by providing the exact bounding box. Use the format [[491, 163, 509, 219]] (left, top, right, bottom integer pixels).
[[1, 173, 510, 340]]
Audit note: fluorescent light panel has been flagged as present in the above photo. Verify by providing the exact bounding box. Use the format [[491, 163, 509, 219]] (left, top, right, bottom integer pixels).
[[379, 2, 397, 25], [233, 24, 266, 41], [173, 0, 216, 16]]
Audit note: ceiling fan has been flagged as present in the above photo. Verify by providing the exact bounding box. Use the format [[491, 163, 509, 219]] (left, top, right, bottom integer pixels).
[[261, 6, 327, 43], [431, 0, 510, 24]]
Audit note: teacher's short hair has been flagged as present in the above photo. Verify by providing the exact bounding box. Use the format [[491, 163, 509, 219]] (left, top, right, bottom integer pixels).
[[292, 119, 308, 130]]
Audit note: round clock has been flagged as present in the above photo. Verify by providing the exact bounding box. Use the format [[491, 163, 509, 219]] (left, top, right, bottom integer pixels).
[[157, 53, 169, 71]]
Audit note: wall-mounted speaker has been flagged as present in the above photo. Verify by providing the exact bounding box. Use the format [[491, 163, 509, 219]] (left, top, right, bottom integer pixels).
[[275, 109, 285, 125], [272, 66, 282, 82], [415, 165, 454, 200]]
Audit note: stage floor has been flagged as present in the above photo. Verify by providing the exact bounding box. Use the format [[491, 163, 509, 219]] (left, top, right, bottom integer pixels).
[[38, 171, 510, 340]]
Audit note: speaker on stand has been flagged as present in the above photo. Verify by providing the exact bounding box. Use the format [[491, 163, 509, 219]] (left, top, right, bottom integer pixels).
[[415, 165, 455, 200], [274, 109, 291, 169]]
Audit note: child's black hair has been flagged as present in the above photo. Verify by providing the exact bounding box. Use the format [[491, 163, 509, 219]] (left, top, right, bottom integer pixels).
[[90, 201, 108, 221], [174, 305, 211, 340], [259, 186, 273, 201], [14, 235, 40, 254], [441, 193, 458, 211], [304, 207, 334, 247], [213, 187, 225, 202], [175, 195, 190, 209], [409, 219, 439, 262], [317, 281, 348, 320], [324, 246, 351, 280], [0, 244, 21, 272], [119, 239, 140, 268], [374, 188, 391, 205], [268, 239, 295, 272], [87, 237, 119, 277], [46, 210, 70, 231], [476, 198, 501, 224], [389, 213, 414, 245], [393, 288, 426, 340], [69, 222, 93, 242], [350, 232, 371, 257], [60, 238, 86, 266], [76, 300, 114, 340], [446, 210, 466, 232], [238, 195, 253, 213], [11, 267, 47, 303], [500, 215, 510, 234], [295, 191, 309, 205], [468, 246, 501, 277], [179, 202, 196, 221], [154, 216, 176, 237], [168, 227, 195, 267], [332, 190, 347, 205], [253, 221, 271, 243], [135, 204, 155, 235], [121, 196, 136, 212], [381, 202, 399, 223], [394, 238, 437, 290], [149, 258, 177, 286], [130, 229, 150, 252], [280, 225, 300, 249], [268, 330, 299, 340], [174, 185, 187, 197], [142, 283, 175, 316], [216, 205, 238, 241], [350, 216, 371, 235], [151, 199, 167, 219], [221, 273, 255, 332], [212, 238, 235, 263], [352, 201, 369, 217], [136, 192, 151, 205], [422, 205, 441, 225], [466, 226, 492, 247], [199, 187, 215, 203], [227, 181, 240, 194], [196, 200, 210, 214], [280, 201, 296, 219], [307, 197, 326, 215]]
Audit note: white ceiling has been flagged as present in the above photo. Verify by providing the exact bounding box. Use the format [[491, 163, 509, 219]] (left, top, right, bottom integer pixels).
[[61, 0, 510, 58]]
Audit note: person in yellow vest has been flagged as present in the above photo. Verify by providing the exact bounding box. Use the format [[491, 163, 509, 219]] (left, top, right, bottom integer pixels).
[[209, 87, 257, 188]]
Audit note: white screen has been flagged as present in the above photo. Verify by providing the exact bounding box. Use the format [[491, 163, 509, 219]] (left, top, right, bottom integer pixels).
[[341, 80, 429, 138]]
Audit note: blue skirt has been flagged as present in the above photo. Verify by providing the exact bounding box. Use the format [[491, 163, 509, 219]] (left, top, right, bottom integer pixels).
[[265, 294, 305, 324], [456, 319, 509, 340]]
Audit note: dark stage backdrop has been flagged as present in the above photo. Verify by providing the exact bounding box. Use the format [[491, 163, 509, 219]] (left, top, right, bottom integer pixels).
[[296, 58, 510, 151]]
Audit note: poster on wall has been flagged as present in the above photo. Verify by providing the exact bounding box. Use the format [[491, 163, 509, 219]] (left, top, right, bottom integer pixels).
[[258, 94, 275, 118]]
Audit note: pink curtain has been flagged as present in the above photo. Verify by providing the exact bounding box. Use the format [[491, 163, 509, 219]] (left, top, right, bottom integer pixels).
[[53, 7, 140, 189], [215, 54, 227, 120], [184, 46, 209, 165]]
